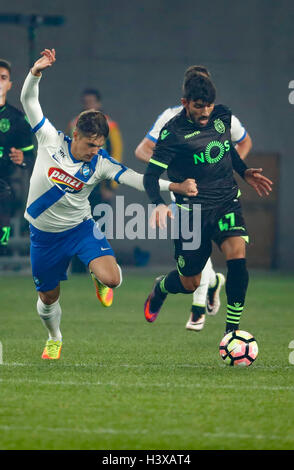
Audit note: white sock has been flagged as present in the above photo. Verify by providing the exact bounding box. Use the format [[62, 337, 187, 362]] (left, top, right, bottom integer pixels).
[[37, 297, 62, 342], [192, 272, 208, 307], [207, 258, 217, 288], [116, 264, 123, 288], [192, 258, 215, 305]]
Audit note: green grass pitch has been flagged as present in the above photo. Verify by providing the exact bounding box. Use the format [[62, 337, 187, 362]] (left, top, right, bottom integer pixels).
[[0, 270, 293, 450]]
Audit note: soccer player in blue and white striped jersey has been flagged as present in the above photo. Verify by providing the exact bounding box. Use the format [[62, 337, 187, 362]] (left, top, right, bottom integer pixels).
[[21, 48, 196, 359]]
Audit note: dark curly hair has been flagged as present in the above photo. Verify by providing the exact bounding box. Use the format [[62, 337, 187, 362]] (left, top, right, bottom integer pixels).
[[183, 74, 216, 104], [184, 65, 210, 80]]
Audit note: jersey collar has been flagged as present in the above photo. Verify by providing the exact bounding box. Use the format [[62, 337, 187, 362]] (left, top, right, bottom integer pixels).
[[64, 135, 81, 164]]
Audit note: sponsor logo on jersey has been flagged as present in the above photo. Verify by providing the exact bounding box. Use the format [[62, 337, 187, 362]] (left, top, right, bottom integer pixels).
[[184, 130, 200, 139], [193, 139, 230, 165], [48, 167, 84, 193], [0, 118, 10, 133]]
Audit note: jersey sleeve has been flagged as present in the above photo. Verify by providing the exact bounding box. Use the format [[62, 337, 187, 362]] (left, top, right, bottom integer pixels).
[[146, 108, 178, 143], [230, 144, 248, 178], [143, 127, 176, 206], [118, 168, 171, 192], [230, 114, 247, 143], [149, 126, 177, 171], [98, 149, 128, 182], [98, 149, 171, 192], [20, 71, 59, 147]]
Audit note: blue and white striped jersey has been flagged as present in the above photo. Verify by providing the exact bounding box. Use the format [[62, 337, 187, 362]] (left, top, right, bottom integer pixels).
[[21, 72, 171, 232]]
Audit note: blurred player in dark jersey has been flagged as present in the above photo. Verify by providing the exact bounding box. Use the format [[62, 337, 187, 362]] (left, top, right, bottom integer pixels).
[[143, 73, 273, 334], [0, 59, 35, 253]]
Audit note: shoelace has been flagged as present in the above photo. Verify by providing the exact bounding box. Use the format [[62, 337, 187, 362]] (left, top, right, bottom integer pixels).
[[46, 341, 60, 357], [91, 273, 107, 295], [96, 280, 108, 296]]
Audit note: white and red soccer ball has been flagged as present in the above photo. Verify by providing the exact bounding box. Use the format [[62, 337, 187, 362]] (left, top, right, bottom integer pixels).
[[219, 330, 258, 366]]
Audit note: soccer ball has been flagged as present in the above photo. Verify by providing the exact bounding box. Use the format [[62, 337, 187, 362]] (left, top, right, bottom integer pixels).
[[219, 330, 258, 366]]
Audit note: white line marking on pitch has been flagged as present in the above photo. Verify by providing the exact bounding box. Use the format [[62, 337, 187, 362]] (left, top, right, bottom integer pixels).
[[1, 377, 294, 391], [2, 362, 293, 370], [0, 424, 292, 443]]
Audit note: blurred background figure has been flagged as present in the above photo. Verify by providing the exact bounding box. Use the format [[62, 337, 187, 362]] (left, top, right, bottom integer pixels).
[[66, 89, 123, 163], [0, 59, 35, 256], [66, 88, 123, 272]]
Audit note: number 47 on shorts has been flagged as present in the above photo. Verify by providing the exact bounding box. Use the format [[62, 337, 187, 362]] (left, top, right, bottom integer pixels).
[[218, 212, 235, 232]]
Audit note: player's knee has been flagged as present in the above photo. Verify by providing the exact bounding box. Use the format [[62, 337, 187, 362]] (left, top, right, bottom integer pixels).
[[103, 266, 122, 289], [181, 276, 200, 292], [105, 278, 120, 288], [221, 237, 246, 259], [39, 291, 59, 305]]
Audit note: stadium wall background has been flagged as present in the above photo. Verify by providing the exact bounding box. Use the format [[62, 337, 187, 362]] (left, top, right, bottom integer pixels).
[[1, 0, 293, 270]]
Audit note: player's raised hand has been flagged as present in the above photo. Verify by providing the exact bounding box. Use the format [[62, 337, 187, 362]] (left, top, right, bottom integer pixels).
[[31, 49, 56, 76], [170, 178, 198, 197], [244, 168, 273, 197], [150, 204, 174, 229]]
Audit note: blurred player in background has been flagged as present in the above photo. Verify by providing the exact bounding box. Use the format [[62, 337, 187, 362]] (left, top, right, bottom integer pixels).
[[0, 59, 35, 254], [135, 65, 252, 332], [66, 87, 123, 203], [143, 73, 272, 335], [21, 48, 197, 360]]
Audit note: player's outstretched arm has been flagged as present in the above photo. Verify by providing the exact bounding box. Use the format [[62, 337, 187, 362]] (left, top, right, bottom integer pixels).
[[244, 168, 273, 197], [20, 71, 43, 130], [20, 49, 55, 129], [21, 48, 58, 143], [115, 167, 197, 196], [100, 150, 196, 195]]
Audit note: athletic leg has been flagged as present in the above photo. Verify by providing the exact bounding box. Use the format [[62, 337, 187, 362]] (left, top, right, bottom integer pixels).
[[37, 285, 63, 359], [144, 270, 200, 323], [221, 236, 249, 333], [75, 219, 120, 307], [89, 255, 121, 288], [144, 239, 211, 323], [187, 264, 210, 331], [89, 256, 122, 307]]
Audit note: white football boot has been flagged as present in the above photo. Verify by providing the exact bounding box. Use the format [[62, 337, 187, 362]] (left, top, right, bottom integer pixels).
[[186, 313, 206, 332], [206, 273, 225, 316]]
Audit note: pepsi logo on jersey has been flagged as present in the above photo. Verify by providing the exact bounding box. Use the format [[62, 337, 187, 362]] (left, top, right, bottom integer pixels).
[[48, 167, 84, 193]]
